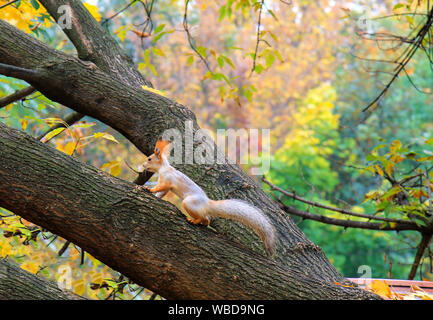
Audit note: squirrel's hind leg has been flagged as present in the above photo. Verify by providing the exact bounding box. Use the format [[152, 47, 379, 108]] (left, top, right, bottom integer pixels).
[[182, 199, 210, 226]]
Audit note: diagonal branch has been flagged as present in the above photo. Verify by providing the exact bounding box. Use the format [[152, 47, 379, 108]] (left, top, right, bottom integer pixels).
[[0, 258, 85, 300], [408, 233, 433, 280], [0, 85, 36, 109], [263, 177, 417, 226]]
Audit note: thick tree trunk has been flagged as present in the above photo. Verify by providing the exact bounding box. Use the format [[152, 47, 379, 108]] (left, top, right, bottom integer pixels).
[[0, 123, 379, 299], [0, 259, 84, 300], [0, 1, 381, 299]]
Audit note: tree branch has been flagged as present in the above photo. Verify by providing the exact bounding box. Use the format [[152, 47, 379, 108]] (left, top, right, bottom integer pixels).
[[408, 233, 433, 280], [275, 199, 421, 231], [263, 177, 417, 226], [0, 258, 85, 300], [0, 85, 36, 109]]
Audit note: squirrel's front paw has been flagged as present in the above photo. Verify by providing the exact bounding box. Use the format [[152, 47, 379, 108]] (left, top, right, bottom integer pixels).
[[135, 185, 151, 192]]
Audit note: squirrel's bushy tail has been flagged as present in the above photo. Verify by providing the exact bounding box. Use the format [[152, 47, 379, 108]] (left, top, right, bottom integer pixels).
[[207, 199, 276, 257]]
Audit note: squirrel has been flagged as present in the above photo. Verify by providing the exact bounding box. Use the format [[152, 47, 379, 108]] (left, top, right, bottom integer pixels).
[[141, 139, 276, 257]]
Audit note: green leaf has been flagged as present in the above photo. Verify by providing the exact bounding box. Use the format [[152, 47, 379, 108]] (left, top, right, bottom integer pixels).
[[148, 64, 158, 76], [152, 47, 166, 57], [382, 186, 401, 200], [73, 122, 96, 128], [152, 30, 174, 44], [94, 132, 119, 143], [372, 144, 387, 153], [267, 9, 278, 20], [219, 5, 226, 21], [143, 48, 150, 63], [217, 56, 224, 68], [244, 89, 252, 102], [393, 3, 404, 11], [222, 55, 235, 69], [196, 46, 207, 57], [253, 64, 264, 74], [30, 0, 40, 10], [265, 53, 276, 68], [366, 154, 377, 162], [43, 127, 66, 141], [154, 24, 165, 34]]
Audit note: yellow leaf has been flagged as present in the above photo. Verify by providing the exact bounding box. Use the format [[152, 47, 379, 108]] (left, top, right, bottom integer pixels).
[[141, 85, 167, 97], [100, 160, 120, 170], [410, 189, 428, 199], [21, 262, 38, 274], [83, 2, 101, 22], [20, 119, 28, 130], [101, 133, 118, 143], [0, 0, 51, 33], [391, 155, 405, 163], [64, 142, 76, 156], [73, 279, 86, 296], [41, 127, 66, 143], [385, 161, 394, 176], [93, 132, 118, 143], [0, 242, 12, 258], [390, 140, 401, 153], [369, 280, 392, 298], [110, 164, 121, 177], [416, 156, 433, 162], [374, 165, 384, 176]]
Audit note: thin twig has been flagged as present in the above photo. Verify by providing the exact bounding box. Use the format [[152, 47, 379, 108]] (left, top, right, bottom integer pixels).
[[363, 6, 433, 112], [183, 0, 211, 72], [250, 0, 265, 76], [0, 0, 18, 10]]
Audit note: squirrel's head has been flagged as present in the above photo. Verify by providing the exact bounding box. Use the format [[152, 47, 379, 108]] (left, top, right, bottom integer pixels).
[[143, 139, 171, 172]]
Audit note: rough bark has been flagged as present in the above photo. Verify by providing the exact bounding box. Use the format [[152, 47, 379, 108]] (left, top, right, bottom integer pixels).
[[0, 1, 381, 299], [0, 123, 379, 299], [0, 258, 85, 300]]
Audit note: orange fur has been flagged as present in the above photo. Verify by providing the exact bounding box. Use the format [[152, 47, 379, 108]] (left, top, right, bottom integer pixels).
[[148, 181, 172, 193], [154, 140, 171, 160]]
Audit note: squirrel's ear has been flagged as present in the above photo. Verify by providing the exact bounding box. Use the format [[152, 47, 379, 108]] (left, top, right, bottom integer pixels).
[[154, 140, 170, 159]]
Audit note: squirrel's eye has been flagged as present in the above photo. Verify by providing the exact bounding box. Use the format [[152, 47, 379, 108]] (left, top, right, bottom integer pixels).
[[148, 157, 152, 162]]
